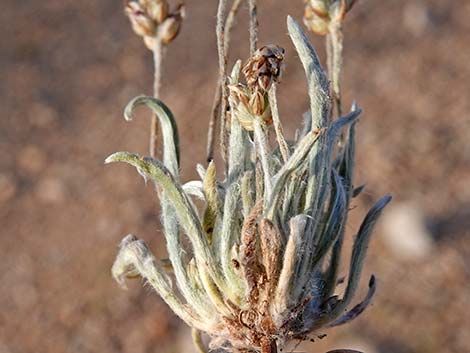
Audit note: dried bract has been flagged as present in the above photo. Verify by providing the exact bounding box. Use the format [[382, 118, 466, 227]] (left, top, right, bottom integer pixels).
[[125, 1, 157, 37], [228, 83, 272, 131], [227, 45, 285, 131], [242, 45, 285, 92]]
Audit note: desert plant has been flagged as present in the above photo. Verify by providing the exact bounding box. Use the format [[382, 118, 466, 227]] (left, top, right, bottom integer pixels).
[[107, 1, 391, 352]]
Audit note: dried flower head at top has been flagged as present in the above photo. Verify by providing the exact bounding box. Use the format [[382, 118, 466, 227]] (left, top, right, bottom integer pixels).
[[228, 45, 285, 131], [125, 0, 185, 49], [242, 45, 285, 92]]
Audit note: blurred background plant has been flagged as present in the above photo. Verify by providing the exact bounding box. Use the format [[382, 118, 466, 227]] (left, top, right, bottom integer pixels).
[[1, 1, 469, 353]]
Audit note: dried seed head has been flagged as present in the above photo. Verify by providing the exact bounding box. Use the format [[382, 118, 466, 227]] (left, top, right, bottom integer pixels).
[[306, 0, 329, 17], [141, 0, 169, 24], [125, 1, 157, 37], [303, 4, 329, 35], [125, 0, 185, 49], [249, 88, 265, 116], [228, 45, 285, 131], [228, 84, 272, 131], [242, 45, 285, 92]]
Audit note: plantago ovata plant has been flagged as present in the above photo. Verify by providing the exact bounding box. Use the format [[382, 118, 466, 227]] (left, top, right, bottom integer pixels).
[[107, 1, 391, 352]]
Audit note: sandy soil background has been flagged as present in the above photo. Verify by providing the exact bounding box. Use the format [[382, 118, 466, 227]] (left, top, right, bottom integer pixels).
[[1, 1, 469, 352]]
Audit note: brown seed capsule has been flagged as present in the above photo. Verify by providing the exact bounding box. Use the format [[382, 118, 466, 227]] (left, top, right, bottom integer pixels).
[[242, 45, 285, 92], [249, 88, 265, 116]]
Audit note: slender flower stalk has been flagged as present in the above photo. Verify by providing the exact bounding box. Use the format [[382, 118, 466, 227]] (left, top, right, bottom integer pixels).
[[150, 36, 164, 157], [207, 0, 244, 163], [107, 2, 390, 353], [248, 0, 259, 55], [124, 0, 185, 157]]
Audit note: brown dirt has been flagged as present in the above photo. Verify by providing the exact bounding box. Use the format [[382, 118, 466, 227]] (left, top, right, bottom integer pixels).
[[1, 1, 469, 353]]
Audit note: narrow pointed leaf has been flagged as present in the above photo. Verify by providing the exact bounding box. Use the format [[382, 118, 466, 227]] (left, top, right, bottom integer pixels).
[[328, 194, 392, 322]]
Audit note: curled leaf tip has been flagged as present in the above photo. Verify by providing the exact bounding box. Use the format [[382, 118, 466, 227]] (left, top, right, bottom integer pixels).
[[351, 100, 359, 112], [112, 234, 148, 289], [286, 15, 294, 25], [369, 274, 376, 287], [104, 154, 116, 165], [120, 233, 139, 247], [105, 151, 137, 165], [123, 95, 147, 121], [374, 194, 392, 212]]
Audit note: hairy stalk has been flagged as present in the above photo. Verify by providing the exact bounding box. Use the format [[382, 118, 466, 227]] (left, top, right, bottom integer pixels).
[[253, 118, 272, 203], [207, 0, 244, 163], [124, 0, 185, 158], [269, 83, 289, 163], [215, 0, 230, 168], [248, 0, 259, 55], [327, 22, 343, 119]]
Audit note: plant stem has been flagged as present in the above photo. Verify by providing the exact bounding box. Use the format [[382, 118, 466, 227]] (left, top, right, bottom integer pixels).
[[150, 36, 164, 158], [269, 83, 289, 163], [207, 0, 258, 164], [253, 118, 272, 203], [326, 22, 343, 119], [248, 0, 259, 55], [206, 0, 244, 163], [225, 0, 244, 51], [191, 328, 207, 353], [215, 0, 230, 169]]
